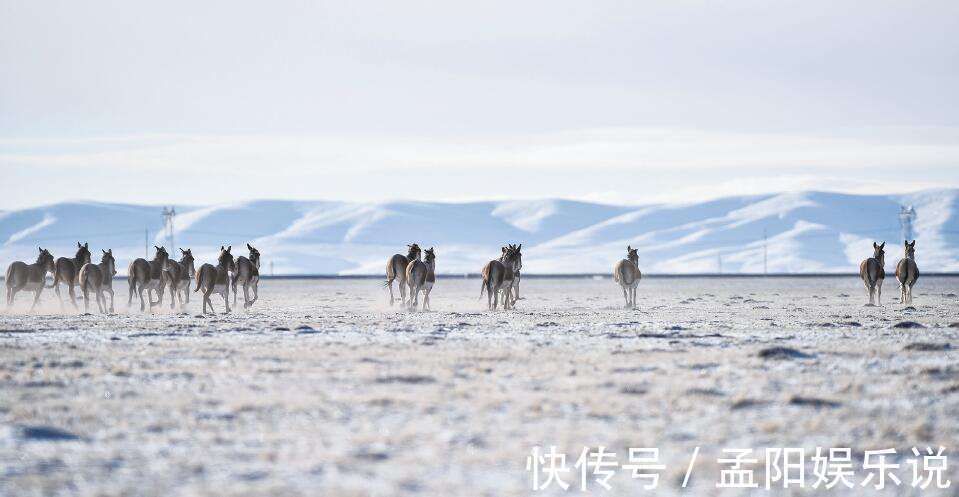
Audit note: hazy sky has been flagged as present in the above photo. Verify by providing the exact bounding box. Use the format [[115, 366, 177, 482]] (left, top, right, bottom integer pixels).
[[2, 0, 958, 209]]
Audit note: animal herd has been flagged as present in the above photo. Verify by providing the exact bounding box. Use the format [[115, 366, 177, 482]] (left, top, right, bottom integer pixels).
[[2, 238, 924, 314], [4, 243, 261, 314]]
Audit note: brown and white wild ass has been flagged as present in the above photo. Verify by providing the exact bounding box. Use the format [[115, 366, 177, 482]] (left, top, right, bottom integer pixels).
[[51, 242, 92, 310], [162, 248, 196, 310], [78, 249, 117, 314], [127, 246, 169, 311], [896, 240, 919, 304], [194, 246, 236, 314], [385, 244, 421, 306], [5, 248, 56, 311], [613, 246, 641, 308], [232, 244, 260, 309], [481, 245, 519, 310], [405, 247, 435, 311], [859, 241, 886, 305]]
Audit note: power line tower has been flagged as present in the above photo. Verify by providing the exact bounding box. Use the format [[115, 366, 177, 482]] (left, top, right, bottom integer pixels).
[[899, 205, 916, 242], [162, 206, 176, 253]]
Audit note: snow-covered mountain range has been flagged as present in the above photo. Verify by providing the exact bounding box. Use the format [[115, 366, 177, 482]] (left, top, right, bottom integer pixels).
[[1, 190, 957, 275]]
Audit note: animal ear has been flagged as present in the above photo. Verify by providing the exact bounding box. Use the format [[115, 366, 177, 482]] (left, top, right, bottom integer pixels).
[[247, 243, 253, 250], [627, 245, 632, 251], [911, 240, 916, 247], [879, 242, 885, 249], [102, 249, 107, 254], [180, 248, 185, 254], [873, 242, 877, 249], [518, 244, 521, 251], [227, 245, 232, 252], [84, 242, 88, 248], [38, 246, 42, 253], [108, 249, 112, 254]]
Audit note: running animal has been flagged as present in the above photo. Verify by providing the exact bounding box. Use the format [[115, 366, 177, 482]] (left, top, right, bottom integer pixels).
[[406, 247, 435, 311], [480, 245, 518, 310], [51, 242, 91, 310], [194, 246, 236, 314], [613, 246, 642, 308], [163, 248, 196, 310], [385, 244, 421, 306], [78, 249, 116, 313], [895, 240, 919, 304], [127, 246, 170, 311], [5, 248, 56, 311], [859, 241, 886, 306], [232, 244, 260, 309]]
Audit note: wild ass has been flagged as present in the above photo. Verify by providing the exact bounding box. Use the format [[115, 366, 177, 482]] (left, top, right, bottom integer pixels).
[[480, 245, 518, 310], [896, 240, 919, 304], [510, 243, 523, 302], [77, 249, 116, 314], [613, 246, 642, 308], [232, 244, 260, 309], [859, 241, 886, 305], [406, 247, 435, 311], [5, 248, 56, 311], [385, 244, 421, 306], [127, 246, 169, 311], [194, 246, 236, 314], [162, 248, 196, 310], [502, 243, 523, 307], [51, 242, 92, 310]]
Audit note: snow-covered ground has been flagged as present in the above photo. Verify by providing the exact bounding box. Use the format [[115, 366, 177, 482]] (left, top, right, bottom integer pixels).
[[2, 190, 957, 275], [1, 277, 958, 496]]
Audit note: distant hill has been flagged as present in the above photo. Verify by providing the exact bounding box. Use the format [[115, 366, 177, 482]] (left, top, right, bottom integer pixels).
[[1, 191, 956, 275]]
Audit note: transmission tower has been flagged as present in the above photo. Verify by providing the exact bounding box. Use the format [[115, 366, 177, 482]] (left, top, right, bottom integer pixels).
[[899, 205, 916, 242], [162, 206, 176, 253]]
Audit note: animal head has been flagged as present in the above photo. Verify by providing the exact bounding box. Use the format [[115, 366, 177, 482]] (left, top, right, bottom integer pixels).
[[510, 243, 523, 271], [627, 245, 639, 264], [407, 243, 422, 261], [37, 247, 55, 271], [153, 245, 169, 263], [180, 248, 196, 274], [247, 243, 261, 268], [424, 247, 435, 263], [218, 245, 236, 272], [872, 241, 885, 264], [75, 241, 92, 265], [100, 249, 117, 276], [904, 239, 916, 259]]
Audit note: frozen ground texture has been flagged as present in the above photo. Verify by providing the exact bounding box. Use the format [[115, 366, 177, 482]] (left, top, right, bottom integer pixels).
[[1, 277, 959, 496], [1, 189, 957, 274]]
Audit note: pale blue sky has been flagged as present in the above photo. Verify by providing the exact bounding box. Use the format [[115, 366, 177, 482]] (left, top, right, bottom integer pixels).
[[2, 0, 958, 209]]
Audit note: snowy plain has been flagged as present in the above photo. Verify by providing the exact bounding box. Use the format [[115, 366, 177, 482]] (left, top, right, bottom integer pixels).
[[1, 276, 958, 496]]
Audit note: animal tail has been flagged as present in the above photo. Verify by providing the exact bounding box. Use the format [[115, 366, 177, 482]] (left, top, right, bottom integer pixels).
[[193, 276, 201, 293], [479, 279, 487, 299], [382, 277, 393, 288]]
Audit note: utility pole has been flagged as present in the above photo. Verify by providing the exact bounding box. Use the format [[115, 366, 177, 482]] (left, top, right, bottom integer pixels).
[[162, 206, 176, 253], [899, 205, 916, 242], [763, 228, 768, 276]]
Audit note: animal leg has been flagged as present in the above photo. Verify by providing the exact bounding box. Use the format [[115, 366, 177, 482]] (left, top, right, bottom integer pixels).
[[251, 281, 258, 306], [399, 279, 408, 307], [243, 283, 251, 309], [82, 285, 90, 313], [107, 288, 115, 313], [222, 290, 231, 314], [387, 279, 395, 306], [127, 279, 135, 307], [876, 280, 883, 305], [423, 288, 431, 311], [30, 288, 42, 312], [138, 284, 146, 312], [68, 282, 79, 310]]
